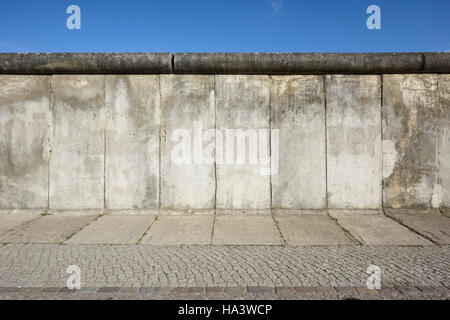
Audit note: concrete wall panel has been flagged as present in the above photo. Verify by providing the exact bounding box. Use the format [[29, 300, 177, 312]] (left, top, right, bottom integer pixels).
[[439, 75, 450, 208], [215, 75, 271, 209], [327, 75, 382, 209], [49, 75, 105, 209], [0, 76, 49, 209], [105, 75, 160, 210], [271, 76, 326, 209], [160, 75, 215, 209], [383, 75, 439, 208]]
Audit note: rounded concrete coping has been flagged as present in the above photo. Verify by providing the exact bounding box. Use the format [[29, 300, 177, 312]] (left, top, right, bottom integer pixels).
[[0, 53, 173, 74], [0, 52, 449, 75]]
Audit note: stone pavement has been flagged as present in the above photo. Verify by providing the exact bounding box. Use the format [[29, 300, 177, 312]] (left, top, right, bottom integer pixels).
[[0, 210, 449, 299], [0, 245, 448, 300]]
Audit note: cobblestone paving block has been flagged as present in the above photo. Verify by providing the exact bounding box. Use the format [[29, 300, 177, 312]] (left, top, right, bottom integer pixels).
[[0, 245, 448, 290], [0, 214, 41, 236], [0, 286, 448, 300], [140, 215, 213, 245], [385, 209, 450, 244], [206, 287, 224, 294], [212, 215, 283, 245], [65, 215, 155, 244], [329, 211, 431, 245], [274, 213, 354, 245], [0, 215, 97, 244]]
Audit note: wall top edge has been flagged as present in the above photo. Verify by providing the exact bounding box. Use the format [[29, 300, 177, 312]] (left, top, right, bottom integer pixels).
[[0, 52, 449, 75]]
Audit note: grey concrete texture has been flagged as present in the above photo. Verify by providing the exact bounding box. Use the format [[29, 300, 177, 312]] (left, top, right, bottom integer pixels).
[[274, 213, 354, 245], [212, 215, 283, 245], [105, 75, 160, 209], [140, 215, 214, 245], [49, 75, 105, 210], [65, 215, 154, 244], [383, 75, 439, 209], [215, 75, 271, 209], [329, 211, 431, 245], [270, 76, 326, 209], [0, 75, 50, 209], [0, 214, 96, 244], [440, 75, 450, 208], [0, 214, 40, 236], [160, 75, 216, 209], [385, 209, 450, 244], [0, 53, 172, 74], [327, 75, 382, 209]]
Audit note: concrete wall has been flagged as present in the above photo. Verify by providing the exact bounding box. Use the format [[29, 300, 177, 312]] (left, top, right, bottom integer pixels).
[[1, 53, 449, 213]]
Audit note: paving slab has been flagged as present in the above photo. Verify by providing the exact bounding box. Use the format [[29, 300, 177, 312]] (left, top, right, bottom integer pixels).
[[65, 215, 155, 244], [329, 211, 431, 245], [385, 209, 450, 244], [0, 215, 97, 244], [212, 215, 282, 245], [140, 215, 214, 245], [441, 209, 450, 217], [274, 213, 354, 245], [0, 214, 41, 236]]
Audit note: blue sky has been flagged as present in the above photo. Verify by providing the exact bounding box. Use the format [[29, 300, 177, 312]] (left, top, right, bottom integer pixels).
[[0, 0, 449, 53]]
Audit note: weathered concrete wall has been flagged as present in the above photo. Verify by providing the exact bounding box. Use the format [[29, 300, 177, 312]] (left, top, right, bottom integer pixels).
[[105, 75, 160, 210], [215, 75, 271, 210], [160, 75, 215, 210], [49, 75, 105, 210], [0, 75, 49, 209], [270, 75, 326, 209], [327, 75, 382, 209], [383, 75, 439, 208], [1, 53, 449, 213], [440, 75, 450, 208]]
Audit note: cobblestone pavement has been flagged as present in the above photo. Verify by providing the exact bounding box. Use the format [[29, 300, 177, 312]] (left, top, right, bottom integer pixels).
[[0, 244, 448, 299]]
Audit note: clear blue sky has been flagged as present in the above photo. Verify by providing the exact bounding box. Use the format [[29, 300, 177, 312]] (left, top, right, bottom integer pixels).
[[0, 0, 449, 53]]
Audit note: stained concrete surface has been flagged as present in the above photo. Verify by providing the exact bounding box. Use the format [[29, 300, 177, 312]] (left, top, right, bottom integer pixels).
[[0, 215, 96, 244], [329, 210, 431, 245], [215, 75, 271, 209], [274, 213, 354, 245], [140, 215, 214, 245], [0, 75, 50, 209], [160, 75, 216, 209], [326, 75, 382, 209], [382, 75, 439, 208], [270, 76, 326, 209], [212, 215, 282, 245], [65, 215, 155, 244], [105, 75, 160, 209], [385, 209, 450, 244], [0, 214, 40, 236], [439, 75, 450, 208], [49, 75, 105, 210]]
